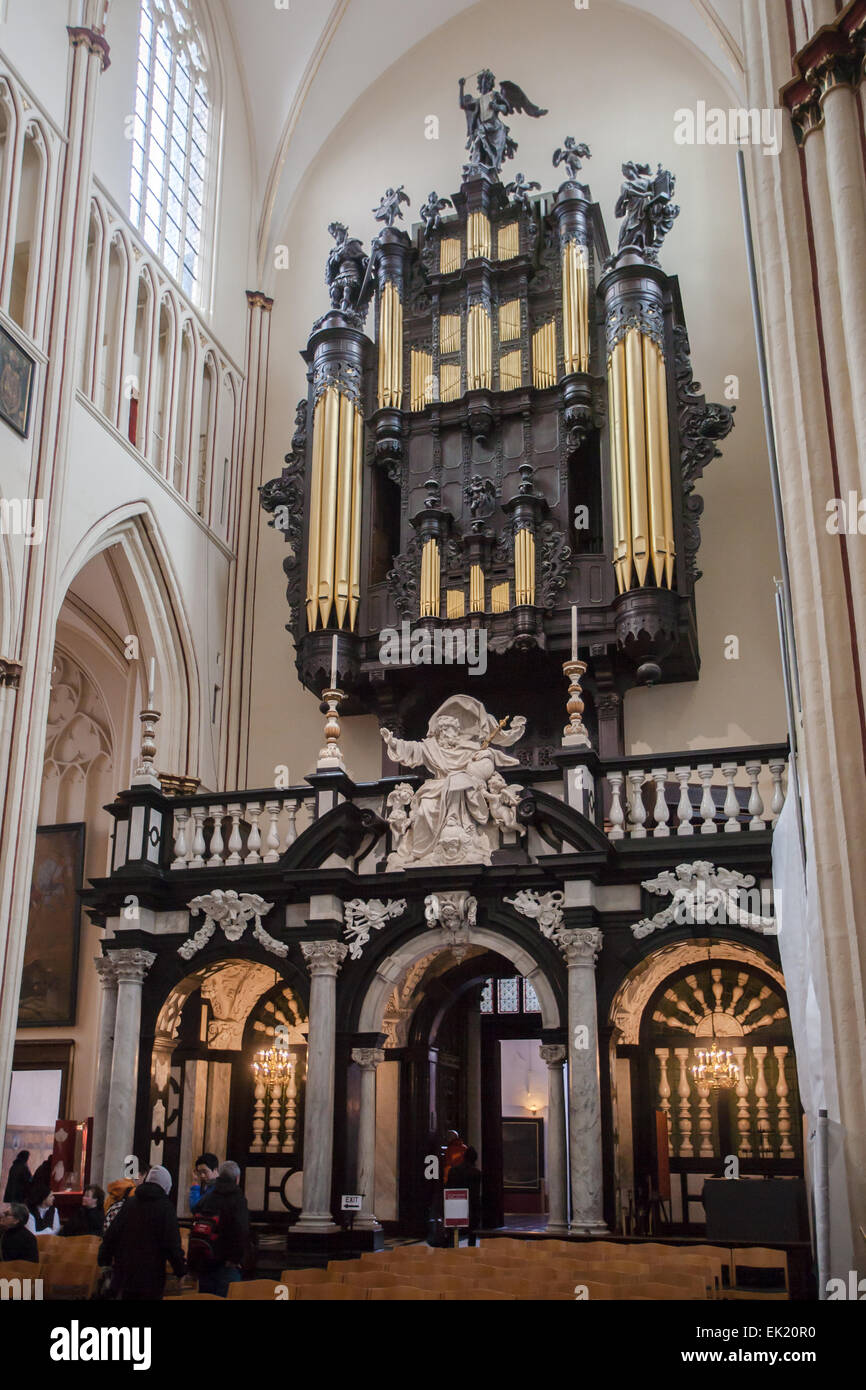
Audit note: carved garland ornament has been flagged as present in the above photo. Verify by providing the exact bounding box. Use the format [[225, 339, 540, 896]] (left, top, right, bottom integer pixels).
[[180, 890, 281, 960], [504, 889, 565, 941], [343, 897, 407, 960], [630, 861, 775, 939]]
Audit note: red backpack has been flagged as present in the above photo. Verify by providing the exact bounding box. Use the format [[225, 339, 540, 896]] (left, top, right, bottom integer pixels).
[[187, 1211, 220, 1271]]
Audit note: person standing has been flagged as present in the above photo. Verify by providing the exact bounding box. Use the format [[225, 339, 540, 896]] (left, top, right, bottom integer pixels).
[[3, 1150, 31, 1203], [447, 1146, 482, 1246], [189, 1160, 250, 1297], [98, 1165, 185, 1300], [189, 1152, 219, 1212], [0, 1202, 39, 1262]]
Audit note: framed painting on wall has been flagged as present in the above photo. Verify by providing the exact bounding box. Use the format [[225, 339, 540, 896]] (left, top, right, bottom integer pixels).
[[502, 1117, 544, 1192], [0, 321, 36, 437], [17, 824, 86, 1028]]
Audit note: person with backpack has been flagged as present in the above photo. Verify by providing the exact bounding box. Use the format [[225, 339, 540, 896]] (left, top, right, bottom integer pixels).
[[187, 1160, 250, 1297], [98, 1165, 185, 1300], [189, 1152, 219, 1212]]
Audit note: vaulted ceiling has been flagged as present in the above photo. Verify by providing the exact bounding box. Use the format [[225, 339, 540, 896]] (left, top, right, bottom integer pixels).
[[217, 0, 744, 281]]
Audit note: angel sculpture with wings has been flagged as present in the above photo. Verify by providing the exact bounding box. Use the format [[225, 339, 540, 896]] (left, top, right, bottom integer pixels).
[[419, 190, 454, 234], [459, 69, 547, 176], [553, 137, 592, 183], [373, 186, 411, 230]]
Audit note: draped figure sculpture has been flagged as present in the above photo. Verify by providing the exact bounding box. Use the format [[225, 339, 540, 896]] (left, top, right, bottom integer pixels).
[[381, 696, 526, 869]]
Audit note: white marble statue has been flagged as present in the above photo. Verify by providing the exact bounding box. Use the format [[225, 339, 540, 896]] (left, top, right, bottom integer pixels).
[[380, 696, 526, 869]]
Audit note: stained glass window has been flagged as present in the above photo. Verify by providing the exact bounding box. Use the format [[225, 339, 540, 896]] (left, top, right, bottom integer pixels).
[[480, 979, 493, 1013], [130, 1, 210, 299], [497, 978, 520, 1013], [523, 978, 541, 1013]]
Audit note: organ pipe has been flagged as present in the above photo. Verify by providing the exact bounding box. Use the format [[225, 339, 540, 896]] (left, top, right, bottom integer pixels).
[[377, 281, 403, 409], [306, 384, 365, 631], [562, 239, 589, 374], [420, 536, 441, 618]]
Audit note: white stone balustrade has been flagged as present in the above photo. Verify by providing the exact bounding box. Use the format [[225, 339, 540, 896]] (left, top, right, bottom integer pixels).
[[170, 792, 311, 869], [603, 747, 788, 841]]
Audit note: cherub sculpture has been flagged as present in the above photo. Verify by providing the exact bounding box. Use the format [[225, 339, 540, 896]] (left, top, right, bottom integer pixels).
[[419, 190, 453, 234], [505, 171, 541, 215], [373, 186, 411, 230], [459, 69, 547, 176], [385, 782, 414, 850], [484, 772, 523, 832], [553, 137, 592, 183]]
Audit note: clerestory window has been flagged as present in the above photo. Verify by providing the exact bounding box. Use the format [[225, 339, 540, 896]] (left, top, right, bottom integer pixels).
[[129, 0, 212, 302]]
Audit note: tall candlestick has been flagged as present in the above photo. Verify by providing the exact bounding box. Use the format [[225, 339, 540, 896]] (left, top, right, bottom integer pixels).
[[330, 634, 338, 691], [147, 656, 156, 708], [571, 605, 578, 664]]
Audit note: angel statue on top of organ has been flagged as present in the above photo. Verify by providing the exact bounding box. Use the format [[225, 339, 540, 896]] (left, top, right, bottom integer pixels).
[[458, 69, 547, 176], [380, 696, 526, 869]]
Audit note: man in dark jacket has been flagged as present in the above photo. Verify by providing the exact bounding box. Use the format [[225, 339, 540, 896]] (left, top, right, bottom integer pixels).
[[194, 1161, 249, 1297], [0, 1202, 39, 1262], [61, 1184, 106, 1237], [98, 1166, 184, 1299], [3, 1151, 31, 1203], [446, 1146, 482, 1246]]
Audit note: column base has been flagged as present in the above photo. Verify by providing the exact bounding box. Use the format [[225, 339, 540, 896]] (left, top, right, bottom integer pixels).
[[354, 1217, 382, 1232], [544, 1221, 571, 1236], [568, 1219, 609, 1235], [292, 1213, 342, 1234]]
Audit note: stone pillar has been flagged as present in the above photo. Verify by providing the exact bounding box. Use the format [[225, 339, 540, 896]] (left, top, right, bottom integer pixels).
[[351, 1047, 385, 1230], [539, 1044, 568, 1234], [91, 956, 119, 1186], [560, 928, 607, 1233], [102, 948, 155, 1182], [294, 940, 348, 1233]]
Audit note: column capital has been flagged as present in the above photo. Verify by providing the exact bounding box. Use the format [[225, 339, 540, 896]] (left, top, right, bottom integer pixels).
[[108, 947, 156, 984], [246, 290, 275, 313], [559, 927, 603, 966], [351, 1047, 386, 1069], [94, 955, 119, 987], [539, 1044, 567, 1067], [301, 939, 348, 976], [67, 25, 111, 71]]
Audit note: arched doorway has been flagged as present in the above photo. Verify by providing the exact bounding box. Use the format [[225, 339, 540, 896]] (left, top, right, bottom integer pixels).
[[147, 959, 309, 1220], [609, 939, 802, 1235]]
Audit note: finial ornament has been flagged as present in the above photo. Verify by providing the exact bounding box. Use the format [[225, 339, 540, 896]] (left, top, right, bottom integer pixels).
[[318, 687, 346, 769], [133, 699, 161, 787], [562, 660, 591, 746]]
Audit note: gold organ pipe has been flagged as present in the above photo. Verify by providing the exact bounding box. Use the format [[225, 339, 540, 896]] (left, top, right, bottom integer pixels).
[[410, 349, 433, 411], [532, 322, 556, 389], [467, 304, 491, 390], [306, 392, 327, 630], [317, 385, 341, 628], [514, 527, 536, 606], [609, 340, 632, 595], [642, 335, 675, 589], [420, 537, 440, 617], [499, 299, 520, 342], [440, 314, 461, 356], [334, 394, 355, 628], [562, 241, 589, 374], [498, 222, 519, 260], [440, 238, 461, 274], [624, 327, 650, 587], [656, 348, 676, 589], [349, 408, 363, 628], [490, 581, 510, 613], [469, 563, 485, 613], [446, 589, 465, 620], [440, 363, 461, 402], [467, 212, 491, 260], [499, 349, 521, 390], [377, 282, 403, 409]]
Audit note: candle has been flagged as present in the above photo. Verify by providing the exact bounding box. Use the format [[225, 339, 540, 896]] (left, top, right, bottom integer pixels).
[[147, 656, 156, 708], [330, 634, 338, 690], [571, 605, 578, 664]]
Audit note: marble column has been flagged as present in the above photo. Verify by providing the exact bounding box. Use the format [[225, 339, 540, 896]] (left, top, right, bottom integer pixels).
[[294, 940, 348, 1233], [560, 928, 607, 1233], [351, 1047, 385, 1230], [539, 1044, 568, 1234], [103, 948, 155, 1183], [91, 956, 119, 1186]]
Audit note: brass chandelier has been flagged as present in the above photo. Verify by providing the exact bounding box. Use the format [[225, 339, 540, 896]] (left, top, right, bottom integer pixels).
[[252, 1047, 292, 1084]]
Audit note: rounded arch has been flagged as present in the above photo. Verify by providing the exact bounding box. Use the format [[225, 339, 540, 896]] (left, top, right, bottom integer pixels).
[[56, 504, 202, 778], [357, 921, 562, 1036]]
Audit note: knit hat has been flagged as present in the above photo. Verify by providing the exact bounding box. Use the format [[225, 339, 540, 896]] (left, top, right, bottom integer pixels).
[[145, 1165, 172, 1195]]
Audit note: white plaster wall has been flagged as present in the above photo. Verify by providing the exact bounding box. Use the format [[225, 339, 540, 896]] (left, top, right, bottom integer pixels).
[[249, 0, 786, 783], [0, 0, 72, 132]]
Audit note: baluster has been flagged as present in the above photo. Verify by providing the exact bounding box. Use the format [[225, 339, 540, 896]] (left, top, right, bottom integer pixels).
[[674, 1049, 693, 1157], [207, 804, 226, 866], [753, 1046, 772, 1157], [189, 806, 207, 868], [774, 1046, 794, 1158], [171, 808, 190, 869], [745, 760, 765, 831], [656, 1048, 673, 1154], [245, 801, 262, 864], [721, 762, 741, 833], [696, 764, 716, 835], [250, 1078, 266, 1152], [606, 778, 625, 839], [651, 767, 670, 837], [266, 1082, 282, 1153], [283, 1059, 298, 1151], [733, 1046, 752, 1157], [627, 769, 647, 839], [697, 1083, 714, 1157], [674, 766, 694, 836], [226, 803, 244, 865], [606, 772, 625, 841], [263, 800, 281, 863], [285, 799, 300, 848], [769, 759, 786, 823]]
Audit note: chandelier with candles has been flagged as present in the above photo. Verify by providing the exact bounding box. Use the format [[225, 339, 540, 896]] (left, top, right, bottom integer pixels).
[[252, 1047, 292, 1084]]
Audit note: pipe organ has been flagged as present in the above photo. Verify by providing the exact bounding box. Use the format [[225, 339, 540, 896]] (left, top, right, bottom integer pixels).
[[261, 95, 734, 754]]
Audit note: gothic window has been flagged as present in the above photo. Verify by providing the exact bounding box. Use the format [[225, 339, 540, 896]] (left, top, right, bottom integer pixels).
[[130, 0, 212, 300]]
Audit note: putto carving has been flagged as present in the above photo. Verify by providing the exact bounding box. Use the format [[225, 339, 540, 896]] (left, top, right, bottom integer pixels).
[[343, 897, 407, 960], [504, 889, 565, 940], [631, 862, 776, 939], [553, 137, 592, 184], [180, 891, 276, 960], [381, 696, 526, 869], [323, 221, 374, 325], [464, 475, 497, 525], [373, 186, 410, 230], [458, 69, 547, 177], [419, 191, 453, 234], [505, 171, 541, 214], [612, 162, 680, 266], [424, 891, 477, 960]]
